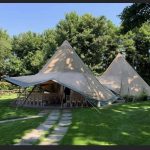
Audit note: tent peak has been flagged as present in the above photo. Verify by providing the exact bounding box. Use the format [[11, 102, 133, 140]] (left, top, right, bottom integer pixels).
[[116, 53, 125, 59], [60, 40, 72, 49]]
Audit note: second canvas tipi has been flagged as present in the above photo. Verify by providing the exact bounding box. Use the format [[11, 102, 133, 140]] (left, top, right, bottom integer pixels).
[[97, 53, 150, 96]]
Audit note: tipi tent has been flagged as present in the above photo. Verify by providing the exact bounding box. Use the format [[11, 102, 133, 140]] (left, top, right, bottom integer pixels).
[[97, 53, 150, 96], [5, 40, 116, 105]]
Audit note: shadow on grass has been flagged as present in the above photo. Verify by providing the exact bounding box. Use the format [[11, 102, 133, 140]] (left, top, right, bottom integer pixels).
[[0, 117, 46, 145], [0, 97, 40, 121], [60, 101, 150, 145]]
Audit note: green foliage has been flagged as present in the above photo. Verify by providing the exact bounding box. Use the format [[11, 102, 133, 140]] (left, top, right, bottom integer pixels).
[[56, 12, 119, 74], [0, 29, 12, 78], [0, 82, 17, 90], [123, 90, 148, 102], [120, 3, 150, 33], [135, 91, 148, 102], [123, 95, 135, 103]]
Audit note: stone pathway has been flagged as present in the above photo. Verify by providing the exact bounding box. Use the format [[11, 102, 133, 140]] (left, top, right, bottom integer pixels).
[[15, 110, 60, 145], [39, 109, 72, 145], [15, 109, 72, 145], [0, 109, 49, 124]]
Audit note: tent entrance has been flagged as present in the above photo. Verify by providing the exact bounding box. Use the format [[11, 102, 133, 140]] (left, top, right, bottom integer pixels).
[[14, 80, 89, 108]]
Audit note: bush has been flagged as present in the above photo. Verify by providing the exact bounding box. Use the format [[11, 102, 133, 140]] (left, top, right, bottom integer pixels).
[[135, 91, 148, 102], [123, 91, 148, 103], [123, 95, 134, 102], [0, 82, 17, 90]]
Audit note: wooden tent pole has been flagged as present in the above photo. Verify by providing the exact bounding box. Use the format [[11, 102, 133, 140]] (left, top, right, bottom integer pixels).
[[60, 85, 64, 108], [14, 87, 26, 105], [21, 86, 36, 107]]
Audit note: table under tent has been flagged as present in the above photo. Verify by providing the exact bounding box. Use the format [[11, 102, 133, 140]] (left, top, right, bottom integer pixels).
[[4, 40, 117, 108]]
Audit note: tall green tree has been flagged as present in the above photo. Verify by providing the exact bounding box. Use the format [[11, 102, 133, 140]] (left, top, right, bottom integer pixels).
[[133, 22, 150, 84], [0, 29, 12, 79], [119, 3, 150, 33], [11, 30, 57, 75], [56, 12, 119, 74], [41, 29, 57, 60]]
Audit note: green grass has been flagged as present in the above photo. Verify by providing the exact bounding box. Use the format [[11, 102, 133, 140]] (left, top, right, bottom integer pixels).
[[0, 93, 48, 145], [0, 94, 41, 120], [0, 117, 46, 145], [60, 101, 150, 145]]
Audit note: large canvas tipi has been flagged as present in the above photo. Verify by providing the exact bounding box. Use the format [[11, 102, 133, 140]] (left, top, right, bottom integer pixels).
[[97, 53, 150, 96], [5, 41, 116, 104]]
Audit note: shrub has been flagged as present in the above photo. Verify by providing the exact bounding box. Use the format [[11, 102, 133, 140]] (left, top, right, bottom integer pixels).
[[0, 82, 17, 90], [123, 95, 134, 102], [135, 91, 148, 102], [123, 91, 148, 103]]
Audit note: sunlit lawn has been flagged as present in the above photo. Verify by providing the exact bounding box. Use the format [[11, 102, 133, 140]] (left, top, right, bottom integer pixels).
[[61, 101, 150, 145], [0, 94, 40, 120]]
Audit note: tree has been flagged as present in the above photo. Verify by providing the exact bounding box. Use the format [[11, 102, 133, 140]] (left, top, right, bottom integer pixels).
[[12, 31, 43, 59], [0, 29, 12, 79], [133, 22, 150, 84], [12, 31, 44, 74], [56, 12, 119, 74], [41, 29, 57, 61], [11, 30, 57, 75], [119, 3, 150, 33]]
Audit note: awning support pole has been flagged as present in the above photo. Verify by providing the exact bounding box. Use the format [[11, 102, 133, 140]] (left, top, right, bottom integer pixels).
[[21, 86, 36, 107]]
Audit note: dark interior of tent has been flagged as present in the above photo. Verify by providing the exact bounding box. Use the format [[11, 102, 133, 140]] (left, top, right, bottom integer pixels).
[[14, 80, 90, 108]]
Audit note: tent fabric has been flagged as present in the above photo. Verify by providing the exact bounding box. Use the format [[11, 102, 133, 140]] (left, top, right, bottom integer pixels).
[[97, 53, 150, 96], [5, 40, 116, 102]]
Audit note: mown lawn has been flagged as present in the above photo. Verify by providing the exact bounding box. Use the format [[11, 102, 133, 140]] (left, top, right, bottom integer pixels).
[[0, 117, 46, 145], [0, 94, 48, 145], [61, 101, 150, 145], [0, 94, 40, 120]]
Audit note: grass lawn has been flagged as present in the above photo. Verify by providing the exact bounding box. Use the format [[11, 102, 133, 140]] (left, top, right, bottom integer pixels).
[[0, 117, 46, 145], [0, 94, 41, 120], [0, 94, 49, 145], [61, 101, 150, 145]]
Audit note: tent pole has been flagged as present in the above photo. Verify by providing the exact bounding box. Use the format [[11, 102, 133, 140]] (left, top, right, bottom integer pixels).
[[14, 87, 26, 106], [60, 85, 64, 109], [21, 86, 36, 107]]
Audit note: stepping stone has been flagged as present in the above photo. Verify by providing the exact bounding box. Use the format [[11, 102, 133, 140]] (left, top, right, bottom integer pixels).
[[58, 120, 72, 127], [37, 124, 53, 131], [39, 134, 64, 145], [52, 126, 68, 134], [47, 134, 64, 142], [61, 116, 72, 121], [47, 116, 59, 121], [62, 113, 72, 117], [44, 120, 57, 125], [62, 110, 71, 113]]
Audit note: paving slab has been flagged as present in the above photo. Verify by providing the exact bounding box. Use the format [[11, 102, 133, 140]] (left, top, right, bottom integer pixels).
[[61, 116, 72, 121], [58, 120, 72, 127], [52, 126, 69, 134], [47, 116, 60, 121], [44, 120, 57, 125], [62, 113, 72, 117]]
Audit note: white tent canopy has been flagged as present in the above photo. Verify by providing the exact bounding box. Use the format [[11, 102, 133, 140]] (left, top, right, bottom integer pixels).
[[97, 53, 150, 96], [5, 40, 116, 102]]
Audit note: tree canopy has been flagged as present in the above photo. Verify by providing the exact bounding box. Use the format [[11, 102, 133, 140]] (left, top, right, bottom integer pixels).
[[119, 3, 150, 33]]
